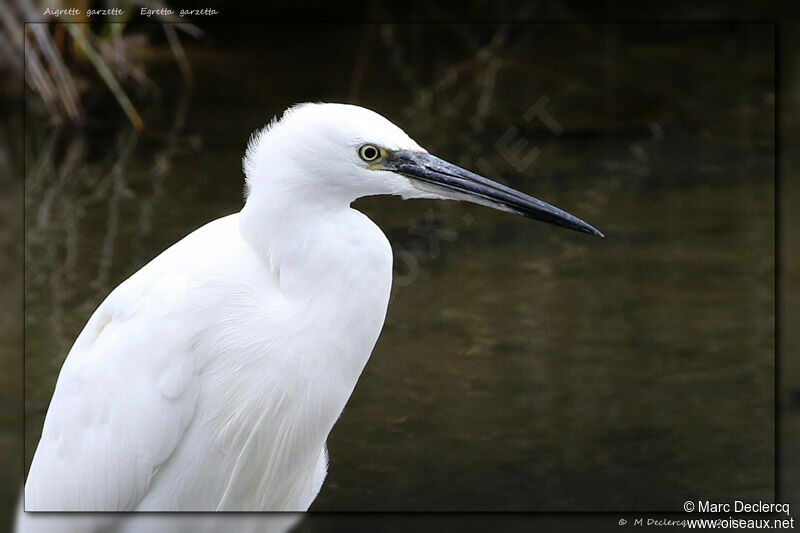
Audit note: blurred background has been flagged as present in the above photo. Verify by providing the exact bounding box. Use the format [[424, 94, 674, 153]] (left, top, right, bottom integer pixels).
[[1, 0, 797, 531]]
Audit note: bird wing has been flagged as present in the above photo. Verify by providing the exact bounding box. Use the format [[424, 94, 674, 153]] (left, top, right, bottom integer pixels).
[[25, 261, 202, 511]]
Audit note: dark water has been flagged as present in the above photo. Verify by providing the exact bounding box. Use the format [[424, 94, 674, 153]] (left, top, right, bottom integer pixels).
[[24, 23, 774, 511]]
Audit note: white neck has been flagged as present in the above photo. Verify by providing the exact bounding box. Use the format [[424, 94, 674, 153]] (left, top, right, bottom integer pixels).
[[237, 177, 394, 395], [239, 181, 352, 293]]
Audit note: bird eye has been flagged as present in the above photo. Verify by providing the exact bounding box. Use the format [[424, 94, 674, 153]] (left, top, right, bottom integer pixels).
[[359, 144, 381, 162]]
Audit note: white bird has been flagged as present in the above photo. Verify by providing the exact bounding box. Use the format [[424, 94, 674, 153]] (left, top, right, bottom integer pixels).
[[24, 103, 602, 513]]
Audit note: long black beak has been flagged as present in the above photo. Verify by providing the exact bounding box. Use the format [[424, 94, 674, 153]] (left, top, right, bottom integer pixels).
[[385, 151, 604, 237]]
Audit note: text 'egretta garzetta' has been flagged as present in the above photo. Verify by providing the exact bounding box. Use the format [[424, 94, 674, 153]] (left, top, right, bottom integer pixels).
[[25, 103, 602, 512]]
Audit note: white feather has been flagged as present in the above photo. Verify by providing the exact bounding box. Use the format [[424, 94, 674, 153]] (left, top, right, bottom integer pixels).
[[24, 103, 417, 512]]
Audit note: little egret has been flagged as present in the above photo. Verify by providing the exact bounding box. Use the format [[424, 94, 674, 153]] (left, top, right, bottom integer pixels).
[[24, 103, 602, 512]]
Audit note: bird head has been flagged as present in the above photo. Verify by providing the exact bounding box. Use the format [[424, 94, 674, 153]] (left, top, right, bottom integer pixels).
[[243, 102, 602, 237]]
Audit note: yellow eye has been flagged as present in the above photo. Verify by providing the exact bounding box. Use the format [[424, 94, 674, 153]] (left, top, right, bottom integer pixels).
[[359, 144, 381, 162]]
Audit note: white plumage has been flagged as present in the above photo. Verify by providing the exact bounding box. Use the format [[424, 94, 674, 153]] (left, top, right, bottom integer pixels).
[[24, 103, 601, 514]]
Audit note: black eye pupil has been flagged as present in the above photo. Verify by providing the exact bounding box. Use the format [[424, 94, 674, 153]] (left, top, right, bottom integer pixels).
[[363, 146, 377, 160]]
